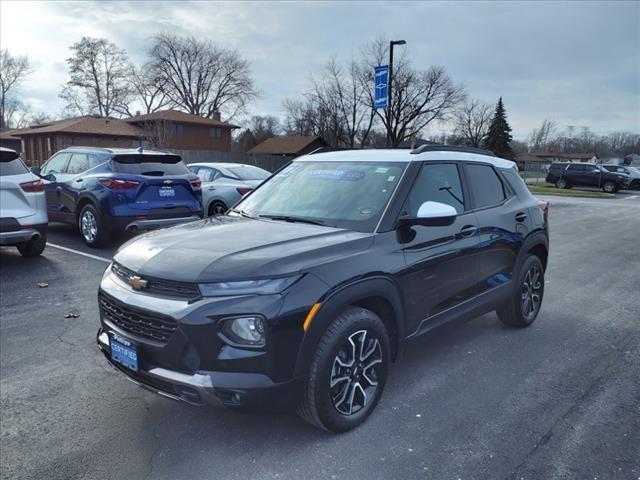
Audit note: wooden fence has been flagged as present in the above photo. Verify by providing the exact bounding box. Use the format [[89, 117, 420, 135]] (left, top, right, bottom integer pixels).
[[169, 149, 291, 173]]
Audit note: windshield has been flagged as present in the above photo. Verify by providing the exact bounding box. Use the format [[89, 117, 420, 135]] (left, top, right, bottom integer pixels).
[[226, 165, 270, 180], [236, 160, 407, 232]]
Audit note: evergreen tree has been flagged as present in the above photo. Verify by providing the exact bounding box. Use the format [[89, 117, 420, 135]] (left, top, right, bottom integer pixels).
[[483, 97, 515, 159]]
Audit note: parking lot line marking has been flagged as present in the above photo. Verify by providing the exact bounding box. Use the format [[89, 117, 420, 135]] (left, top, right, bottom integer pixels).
[[46, 243, 112, 263], [623, 195, 638, 200]]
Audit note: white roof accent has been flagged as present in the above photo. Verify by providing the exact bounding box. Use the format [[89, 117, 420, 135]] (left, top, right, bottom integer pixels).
[[296, 148, 516, 170]]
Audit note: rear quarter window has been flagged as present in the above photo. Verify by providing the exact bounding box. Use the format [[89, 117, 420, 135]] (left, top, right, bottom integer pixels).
[[0, 158, 28, 176]]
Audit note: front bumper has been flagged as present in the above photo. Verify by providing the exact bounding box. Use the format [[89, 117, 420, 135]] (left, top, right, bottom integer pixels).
[[97, 328, 304, 410], [95, 267, 327, 411]]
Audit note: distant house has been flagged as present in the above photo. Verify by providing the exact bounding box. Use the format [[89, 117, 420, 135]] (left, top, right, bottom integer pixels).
[[126, 109, 239, 152], [0, 129, 23, 152], [14, 117, 144, 165], [5, 109, 240, 165], [248, 135, 328, 157]]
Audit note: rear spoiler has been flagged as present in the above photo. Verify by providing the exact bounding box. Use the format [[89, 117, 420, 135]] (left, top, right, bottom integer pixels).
[[113, 154, 182, 164], [0, 148, 20, 162]]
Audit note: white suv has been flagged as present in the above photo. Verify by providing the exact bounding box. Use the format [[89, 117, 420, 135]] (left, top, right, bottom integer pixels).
[[0, 147, 48, 256]]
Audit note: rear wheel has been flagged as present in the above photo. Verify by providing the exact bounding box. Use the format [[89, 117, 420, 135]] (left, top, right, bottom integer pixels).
[[17, 231, 47, 257], [555, 178, 569, 189], [208, 201, 228, 216], [602, 181, 617, 193], [497, 255, 544, 328], [78, 204, 109, 247], [297, 306, 390, 432]]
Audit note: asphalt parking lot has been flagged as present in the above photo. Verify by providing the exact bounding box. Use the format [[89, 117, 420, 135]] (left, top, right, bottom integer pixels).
[[1, 194, 639, 480]]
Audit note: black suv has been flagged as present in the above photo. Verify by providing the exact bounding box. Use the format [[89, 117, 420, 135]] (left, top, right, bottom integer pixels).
[[546, 162, 630, 192], [97, 146, 549, 432]]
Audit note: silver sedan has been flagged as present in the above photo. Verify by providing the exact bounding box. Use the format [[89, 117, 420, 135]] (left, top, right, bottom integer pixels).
[[188, 162, 271, 216]]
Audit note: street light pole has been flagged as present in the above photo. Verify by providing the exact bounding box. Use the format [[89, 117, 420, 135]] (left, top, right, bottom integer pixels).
[[387, 39, 406, 148]]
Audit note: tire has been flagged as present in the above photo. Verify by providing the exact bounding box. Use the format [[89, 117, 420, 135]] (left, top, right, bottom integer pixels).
[[17, 231, 47, 257], [297, 306, 390, 433], [78, 204, 110, 247], [602, 181, 617, 193], [497, 255, 545, 328], [555, 178, 568, 189], [208, 201, 228, 216]]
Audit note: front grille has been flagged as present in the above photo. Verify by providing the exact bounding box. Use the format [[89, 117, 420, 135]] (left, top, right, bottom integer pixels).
[[99, 292, 178, 343], [111, 262, 201, 300]]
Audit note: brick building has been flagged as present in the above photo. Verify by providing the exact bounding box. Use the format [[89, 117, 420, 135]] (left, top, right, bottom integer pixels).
[[6, 109, 239, 165]]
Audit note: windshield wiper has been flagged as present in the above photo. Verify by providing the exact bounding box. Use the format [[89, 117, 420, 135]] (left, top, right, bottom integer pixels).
[[229, 208, 254, 219], [258, 214, 325, 226]]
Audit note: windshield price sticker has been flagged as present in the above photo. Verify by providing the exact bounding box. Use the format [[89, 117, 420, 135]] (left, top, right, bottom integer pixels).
[[306, 170, 365, 181]]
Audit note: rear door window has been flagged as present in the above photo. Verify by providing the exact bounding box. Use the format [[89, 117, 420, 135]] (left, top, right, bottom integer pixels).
[[41, 153, 71, 176], [466, 163, 506, 208]]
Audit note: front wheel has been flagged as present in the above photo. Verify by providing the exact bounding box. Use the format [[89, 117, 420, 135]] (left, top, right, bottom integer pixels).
[[497, 255, 545, 328], [78, 204, 110, 247], [297, 306, 390, 432], [602, 181, 617, 193]]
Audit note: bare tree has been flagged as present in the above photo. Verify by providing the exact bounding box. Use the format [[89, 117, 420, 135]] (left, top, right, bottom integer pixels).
[[453, 99, 492, 147], [60, 37, 133, 117], [358, 37, 466, 147], [0, 49, 32, 128], [140, 119, 173, 150], [115, 65, 171, 117], [149, 33, 257, 121], [248, 115, 280, 143], [528, 119, 558, 151]]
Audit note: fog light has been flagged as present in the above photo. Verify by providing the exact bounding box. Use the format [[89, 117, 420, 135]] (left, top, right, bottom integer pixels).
[[221, 316, 265, 347]]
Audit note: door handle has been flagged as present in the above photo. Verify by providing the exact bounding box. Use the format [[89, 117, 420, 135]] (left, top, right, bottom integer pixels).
[[459, 225, 477, 237], [515, 212, 528, 222], [75, 178, 83, 183]]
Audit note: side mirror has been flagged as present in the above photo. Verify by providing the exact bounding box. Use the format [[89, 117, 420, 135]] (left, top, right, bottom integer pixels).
[[45, 173, 56, 182], [397, 201, 458, 228], [30, 165, 41, 176]]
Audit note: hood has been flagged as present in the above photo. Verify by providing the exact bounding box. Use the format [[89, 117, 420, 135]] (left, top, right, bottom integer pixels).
[[114, 216, 373, 283]]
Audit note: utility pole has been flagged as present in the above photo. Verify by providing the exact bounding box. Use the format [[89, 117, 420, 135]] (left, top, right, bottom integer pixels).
[[386, 39, 406, 148]]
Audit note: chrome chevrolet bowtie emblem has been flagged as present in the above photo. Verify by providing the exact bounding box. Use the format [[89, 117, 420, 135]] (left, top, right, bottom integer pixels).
[[128, 275, 148, 290]]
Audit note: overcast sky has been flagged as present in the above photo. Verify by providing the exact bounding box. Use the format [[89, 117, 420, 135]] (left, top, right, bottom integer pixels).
[[1, 0, 639, 138]]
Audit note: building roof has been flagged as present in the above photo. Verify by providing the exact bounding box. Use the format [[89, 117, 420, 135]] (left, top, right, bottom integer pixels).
[[126, 109, 239, 129], [15, 116, 143, 137], [297, 148, 516, 170], [248, 136, 326, 155], [0, 128, 28, 141]]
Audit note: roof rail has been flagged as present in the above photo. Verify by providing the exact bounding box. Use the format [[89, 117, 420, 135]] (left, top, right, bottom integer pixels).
[[308, 147, 355, 155], [410, 144, 496, 157]]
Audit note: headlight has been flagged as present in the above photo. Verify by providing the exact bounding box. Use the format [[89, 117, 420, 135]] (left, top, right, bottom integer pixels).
[[198, 275, 302, 297], [221, 316, 265, 347]]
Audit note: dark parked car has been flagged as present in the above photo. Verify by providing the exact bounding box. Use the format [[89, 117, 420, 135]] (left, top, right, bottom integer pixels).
[[96, 145, 549, 432], [34, 147, 203, 246], [601, 165, 640, 190], [545, 162, 630, 192]]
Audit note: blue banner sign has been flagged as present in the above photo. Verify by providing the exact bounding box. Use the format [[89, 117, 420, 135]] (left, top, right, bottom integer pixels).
[[374, 65, 389, 109]]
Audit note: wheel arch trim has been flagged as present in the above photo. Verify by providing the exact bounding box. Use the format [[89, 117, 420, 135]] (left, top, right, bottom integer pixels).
[[293, 275, 406, 378]]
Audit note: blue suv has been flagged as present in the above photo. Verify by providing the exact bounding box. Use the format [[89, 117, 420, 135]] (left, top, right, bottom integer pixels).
[[33, 147, 203, 247]]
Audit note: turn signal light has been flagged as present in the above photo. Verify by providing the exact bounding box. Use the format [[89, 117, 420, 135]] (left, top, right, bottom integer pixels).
[[236, 187, 252, 196], [99, 178, 140, 189]]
